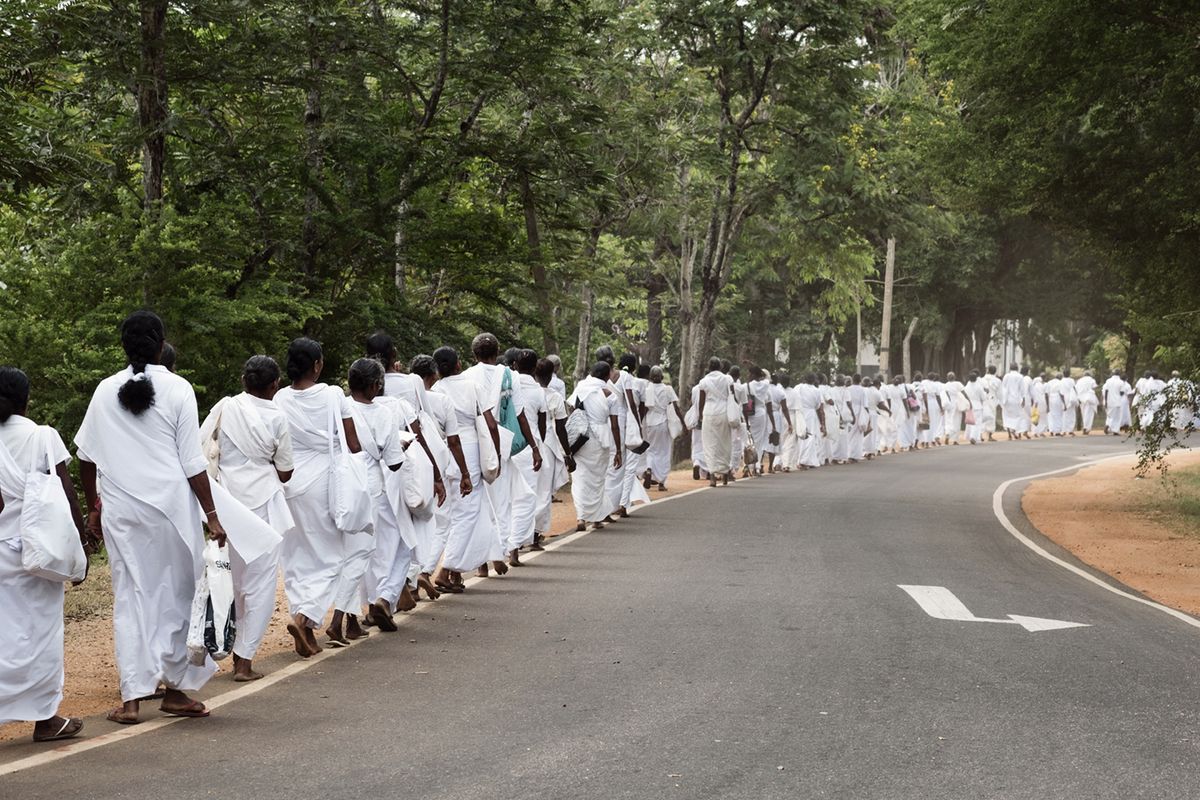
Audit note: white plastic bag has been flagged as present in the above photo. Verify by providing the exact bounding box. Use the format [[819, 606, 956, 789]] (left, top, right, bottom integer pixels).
[[186, 540, 236, 664], [327, 390, 373, 534], [19, 428, 86, 583]]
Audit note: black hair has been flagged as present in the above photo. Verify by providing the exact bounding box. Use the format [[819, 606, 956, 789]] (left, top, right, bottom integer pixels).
[[366, 330, 396, 365], [987, 365, 997, 374], [515, 348, 538, 374], [160, 342, 177, 372], [0, 367, 31, 423], [410, 354, 437, 379], [591, 361, 612, 380], [636, 364, 651, 380], [595, 345, 615, 365], [618, 353, 638, 373], [286, 337, 323, 382], [502, 346, 521, 367], [707, 357, 723, 372], [472, 333, 500, 361], [534, 358, 556, 387], [118, 310, 165, 415], [433, 346, 459, 378], [720, 359, 731, 373], [729, 365, 741, 380], [243, 355, 281, 393], [348, 357, 385, 394], [779, 374, 792, 388]]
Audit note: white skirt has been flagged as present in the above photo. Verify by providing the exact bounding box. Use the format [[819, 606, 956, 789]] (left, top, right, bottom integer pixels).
[[0, 542, 65, 723]]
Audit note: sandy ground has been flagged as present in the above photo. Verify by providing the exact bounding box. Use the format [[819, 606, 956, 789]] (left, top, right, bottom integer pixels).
[[1023, 449, 1200, 617], [0, 465, 707, 741]]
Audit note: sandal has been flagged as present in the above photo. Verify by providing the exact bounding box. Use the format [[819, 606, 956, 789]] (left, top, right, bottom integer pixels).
[[106, 707, 140, 726], [33, 716, 84, 742]]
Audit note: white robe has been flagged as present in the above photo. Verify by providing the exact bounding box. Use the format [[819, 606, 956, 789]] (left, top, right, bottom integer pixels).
[[438, 372, 501, 571], [274, 383, 353, 626], [201, 393, 293, 660], [1000, 371, 1027, 433], [699, 371, 735, 475], [0, 419, 72, 723], [535, 387, 570, 533], [75, 365, 217, 701], [643, 382, 679, 484], [570, 377, 615, 522]]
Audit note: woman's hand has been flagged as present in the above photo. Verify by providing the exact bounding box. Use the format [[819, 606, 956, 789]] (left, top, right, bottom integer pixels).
[[459, 474, 473, 498], [434, 478, 447, 506], [205, 514, 227, 547], [85, 510, 104, 545]]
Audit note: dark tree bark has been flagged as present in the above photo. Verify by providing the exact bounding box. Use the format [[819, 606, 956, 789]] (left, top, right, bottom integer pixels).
[[520, 170, 557, 354], [137, 0, 168, 208]]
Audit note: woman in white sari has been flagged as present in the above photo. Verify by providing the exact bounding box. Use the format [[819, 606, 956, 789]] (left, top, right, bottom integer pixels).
[[330, 358, 404, 645], [273, 338, 362, 658], [76, 311, 225, 724], [533, 358, 573, 542], [570, 362, 621, 530], [0, 367, 88, 741], [430, 347, 500, 592], [641, 366, 686, 491], [199, 355, 294, 682], [410, 355, 471, 595]]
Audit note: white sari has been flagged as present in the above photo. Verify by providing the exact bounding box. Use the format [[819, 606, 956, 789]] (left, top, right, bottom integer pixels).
[[75, 366, 217, 701], [0, 419, 71, 723]]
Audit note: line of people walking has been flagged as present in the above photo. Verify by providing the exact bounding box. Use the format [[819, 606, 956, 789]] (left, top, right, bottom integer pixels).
[[0, 315, 692, 742]]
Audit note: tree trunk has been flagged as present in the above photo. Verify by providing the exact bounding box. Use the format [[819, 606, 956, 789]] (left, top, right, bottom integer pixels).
[[645, 272, 667, 366], [301, 14, 326, 280], [573, 284, 594, 383], [520, 170, 557, 354], [879, 237, 896, 375], [393, 200, 408, 292], [676, 165, 697, 396], [138, 0, 168, 208], [902, 317, 918, 379]]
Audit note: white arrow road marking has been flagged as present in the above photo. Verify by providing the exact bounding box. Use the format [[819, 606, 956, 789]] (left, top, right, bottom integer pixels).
[[899, 585, 1090, 632]]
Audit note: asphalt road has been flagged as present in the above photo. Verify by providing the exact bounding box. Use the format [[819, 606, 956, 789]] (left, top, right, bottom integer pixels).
[[4, 435, 1199, 798]]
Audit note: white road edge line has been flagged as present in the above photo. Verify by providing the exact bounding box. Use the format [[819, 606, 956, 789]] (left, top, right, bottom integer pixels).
[[992, 448, 1200, 631], [0, 481, 715, 777]]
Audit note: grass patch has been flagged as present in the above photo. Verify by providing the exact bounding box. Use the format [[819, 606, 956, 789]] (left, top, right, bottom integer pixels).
[[64, 551, 112, 622], [1133, 465, 1200, 538]]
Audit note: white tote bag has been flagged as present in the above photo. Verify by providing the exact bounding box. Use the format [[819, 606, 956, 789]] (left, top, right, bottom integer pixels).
[[476, 410, 501, 483], [326, 390, 373, 534], [624, 408, 644, 452], [401, 445, 436, 519], [667, 409, 683, 440], [683, 404, 698, 430], [19, 428, 87, 583]]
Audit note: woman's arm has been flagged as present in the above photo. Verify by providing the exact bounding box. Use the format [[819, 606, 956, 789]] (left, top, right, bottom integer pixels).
[[341, 417, 363, 454], [446, 434, 472, 498], [186, 471, 226, 546]]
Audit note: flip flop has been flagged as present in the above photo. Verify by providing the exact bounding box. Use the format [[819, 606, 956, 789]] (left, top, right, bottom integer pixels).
[[435, 582, 464, 594], [160, 701, 209, 719], [33, 716, 84, 742]]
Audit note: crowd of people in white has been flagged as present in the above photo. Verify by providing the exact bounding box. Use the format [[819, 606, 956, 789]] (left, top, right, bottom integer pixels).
[[0, 311, 1195, 743]]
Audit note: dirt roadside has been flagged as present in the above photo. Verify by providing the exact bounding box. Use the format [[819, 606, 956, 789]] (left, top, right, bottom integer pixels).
[[1022, 449, 1200, 617]]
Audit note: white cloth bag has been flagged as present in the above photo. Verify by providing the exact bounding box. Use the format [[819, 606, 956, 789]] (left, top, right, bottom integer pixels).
[[186, 540, 236, 664], [401, 444, 436, 519], [624, 408, 644, 451], [477, 412, 513, 484], [327, 390, 373, 534], [18, 428, 86, 583]]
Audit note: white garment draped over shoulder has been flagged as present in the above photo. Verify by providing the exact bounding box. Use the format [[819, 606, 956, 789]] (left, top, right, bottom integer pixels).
[[75, 365, 218, 700], [0, 418, 72, 723]]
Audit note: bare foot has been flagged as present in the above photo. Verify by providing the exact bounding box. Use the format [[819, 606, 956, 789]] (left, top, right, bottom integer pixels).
[[576, 520, 587, 532], [417, 573, 441, 600], [303, 625, 323, 654], [345, 614, 369, 640], [396, 585, 417, 612], [160, 689, 209, 718], [106, 700, 140, 725], [325, 611, 350, 648], [232, 654, 264, 682], [509, 548, 524, 566], [492, 559, 509, 576], [287, 617, 315, 658]]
